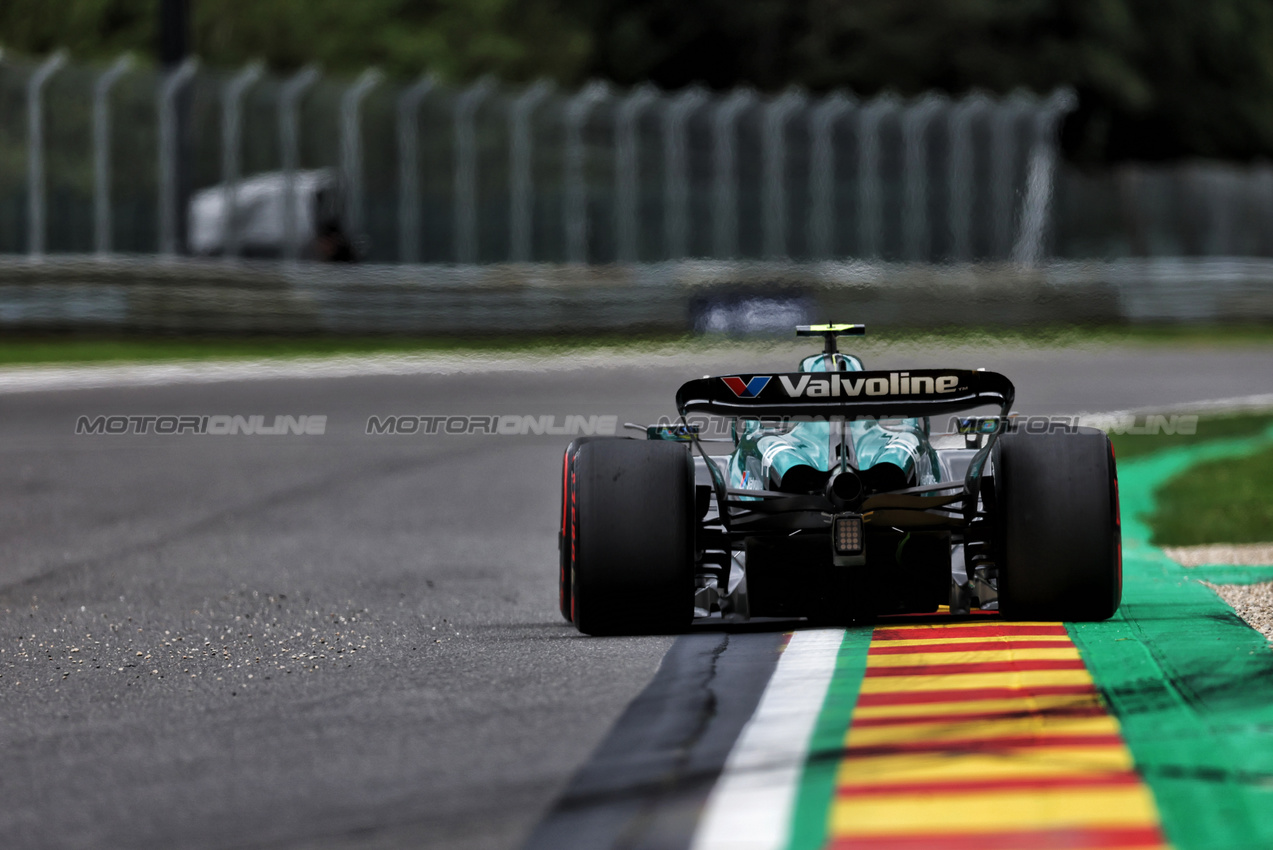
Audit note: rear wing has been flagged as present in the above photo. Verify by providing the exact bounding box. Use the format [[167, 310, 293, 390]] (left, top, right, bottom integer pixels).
[[676, 369, 1014, 419]]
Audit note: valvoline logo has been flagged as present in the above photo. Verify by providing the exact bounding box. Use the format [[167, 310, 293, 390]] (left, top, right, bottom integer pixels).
[[722, 376, 771, 398]]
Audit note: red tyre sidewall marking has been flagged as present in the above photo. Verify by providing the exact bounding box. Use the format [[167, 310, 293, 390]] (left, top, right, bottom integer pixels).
[[1111, 442, 1123, 601], [560, 449, 570, 613], [560, 449, 569, 540], [569, 466, 578, 623]]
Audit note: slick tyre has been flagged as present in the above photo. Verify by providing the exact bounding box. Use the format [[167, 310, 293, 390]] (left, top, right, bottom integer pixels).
[[558, 436, 606, 623], [993, 427, 1121, 621], [570, 438, 695, 636]]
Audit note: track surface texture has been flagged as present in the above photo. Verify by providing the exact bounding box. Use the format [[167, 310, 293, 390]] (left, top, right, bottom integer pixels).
[[1, 342, 1271, 850]]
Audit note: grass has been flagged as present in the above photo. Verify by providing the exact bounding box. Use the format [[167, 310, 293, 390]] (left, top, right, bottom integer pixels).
[[0, 323, 1270, 366], [1150, 443, 1273, 546], [0, 334, 691, 365], [1059, 323, 1273, 347], [1110, 409, 1273, 546], [898, 322, 1273, 349], [1109, 412, 1273, 460]]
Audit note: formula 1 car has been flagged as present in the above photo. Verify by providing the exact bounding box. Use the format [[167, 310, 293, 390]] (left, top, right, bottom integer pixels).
[[558, 325, 1121, 636]]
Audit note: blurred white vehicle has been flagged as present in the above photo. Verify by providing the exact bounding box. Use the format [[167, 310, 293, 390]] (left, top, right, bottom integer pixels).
[[188, 169, 347, 258]]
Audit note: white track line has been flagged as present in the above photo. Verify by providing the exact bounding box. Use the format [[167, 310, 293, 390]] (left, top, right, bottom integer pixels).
[[691, 628, 844, 850], [1075, 393, 1273, 421], [0, 349, 751, 395]]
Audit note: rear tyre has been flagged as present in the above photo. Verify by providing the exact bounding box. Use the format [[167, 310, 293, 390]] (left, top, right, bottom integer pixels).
[[558, 437, 605, 623], [993, 427, 1121, 621], [571, 438, 695, 636]]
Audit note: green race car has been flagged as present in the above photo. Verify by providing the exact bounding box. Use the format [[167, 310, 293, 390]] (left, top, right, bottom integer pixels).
[[558, 325, 1121, 636]]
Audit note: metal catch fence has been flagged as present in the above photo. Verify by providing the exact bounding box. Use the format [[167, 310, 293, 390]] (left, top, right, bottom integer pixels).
[[0, 53, 1078, 265]]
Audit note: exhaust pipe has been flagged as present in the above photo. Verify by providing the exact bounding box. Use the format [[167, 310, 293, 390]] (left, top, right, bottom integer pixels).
[[826, 470, 863, 509]]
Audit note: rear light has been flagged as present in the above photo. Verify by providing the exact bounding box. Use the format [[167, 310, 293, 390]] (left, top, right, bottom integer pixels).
[[833, 514, 864, 555], [831, 513, 866, 567]]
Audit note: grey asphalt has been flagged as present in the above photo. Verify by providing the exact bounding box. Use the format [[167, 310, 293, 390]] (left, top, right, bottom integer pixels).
[[1, 341, 1271, 850]]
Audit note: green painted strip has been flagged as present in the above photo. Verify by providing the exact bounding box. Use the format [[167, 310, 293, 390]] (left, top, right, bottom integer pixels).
[[1070, 426, 1273, 850], [1180, 564, 1273, 586], [786, 626, 872, 850]]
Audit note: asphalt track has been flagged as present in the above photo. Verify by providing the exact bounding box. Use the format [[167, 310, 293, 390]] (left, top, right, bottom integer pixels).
[[2, 341, 1272, 850]]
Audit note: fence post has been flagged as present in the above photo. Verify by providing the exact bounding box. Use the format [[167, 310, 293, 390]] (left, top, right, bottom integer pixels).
[[26, 51, 67, 259], [157, 57, 198, 257], [93, 54, 131, 257], [563, 81, 610, 264], [947, 93, 990, 263], [508, 80, 553, 263], [341, 68, 382, 244], [990, 91, 1032, 260], [220, 61, 262, 261], [762, 89, 806, 259], [808, 91, 854, 260], [856, 95, 898, 260], [712, 88, 756, 259], [454, 77, 495, 263], [1013, 89, 1076, 267], [614, 83, 658, 263], [278, 66, 320, 263], [396, 74, 436, 265], [901, 94, 944, 262], [1257, 164, 1273, 256], [662, 87, 708, 260]]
